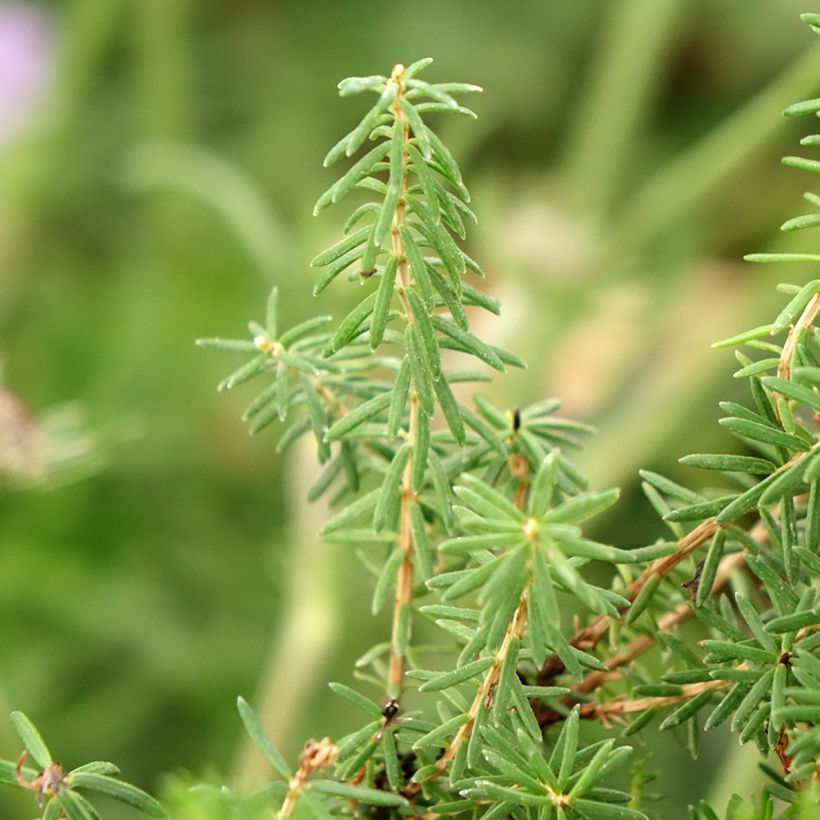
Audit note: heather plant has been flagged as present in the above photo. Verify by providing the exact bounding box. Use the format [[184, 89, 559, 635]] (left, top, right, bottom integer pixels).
[[4, 11, 820, 820]]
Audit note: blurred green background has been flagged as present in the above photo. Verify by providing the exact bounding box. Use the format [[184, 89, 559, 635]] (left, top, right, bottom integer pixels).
[[2, 0, 820, 816]]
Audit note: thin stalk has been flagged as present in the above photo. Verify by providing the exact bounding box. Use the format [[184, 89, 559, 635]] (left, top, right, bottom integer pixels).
[[428, 460, 532, 776], [537, 518, 721, 684], [568, 678, 730, 724], [277, 737, 337, 820], [778, 290, 820, 381], [433, 596, 528, 774], [572, 548, 749, 697], [387, 64, 417, 701], [535, 542, 756, 727]]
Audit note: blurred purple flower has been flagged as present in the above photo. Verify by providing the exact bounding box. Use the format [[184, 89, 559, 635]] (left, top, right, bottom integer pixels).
[[0, 2, 53, 146]]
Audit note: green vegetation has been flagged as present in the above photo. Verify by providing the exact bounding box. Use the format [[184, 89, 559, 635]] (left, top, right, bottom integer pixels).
[[3, 3, 820, 818]]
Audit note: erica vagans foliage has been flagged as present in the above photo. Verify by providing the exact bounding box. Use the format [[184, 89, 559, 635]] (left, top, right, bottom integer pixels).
[[197, 15, 820, 820]]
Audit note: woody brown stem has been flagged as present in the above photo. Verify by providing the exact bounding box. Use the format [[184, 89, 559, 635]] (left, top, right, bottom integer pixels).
[[544, 678, 731, 727], [431, 595, 528, 775], [537, 518, 720, 684], [277, 738, 337, 820], [777, 290, 820, 382], [535, 520, 767, 729], [387, 63, 416, 701], [422, 455, 533, 780]]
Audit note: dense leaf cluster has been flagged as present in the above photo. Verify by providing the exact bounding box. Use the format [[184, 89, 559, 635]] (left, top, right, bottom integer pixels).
[[192, 27, 820, 820]]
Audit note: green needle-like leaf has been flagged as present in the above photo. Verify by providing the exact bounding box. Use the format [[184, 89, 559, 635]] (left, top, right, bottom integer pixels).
[[10, 712, 51, 769]]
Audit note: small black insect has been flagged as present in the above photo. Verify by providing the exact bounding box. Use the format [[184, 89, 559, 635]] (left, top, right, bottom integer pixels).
[[381, 699, 400, 721], [512, 406, 521, 432]]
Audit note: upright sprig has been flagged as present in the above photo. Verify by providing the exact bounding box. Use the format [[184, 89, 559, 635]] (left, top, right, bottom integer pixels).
[[203, 59, 656, 818]]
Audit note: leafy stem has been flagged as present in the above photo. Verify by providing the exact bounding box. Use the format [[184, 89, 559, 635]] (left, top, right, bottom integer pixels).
[[387, 63, 417, 701]]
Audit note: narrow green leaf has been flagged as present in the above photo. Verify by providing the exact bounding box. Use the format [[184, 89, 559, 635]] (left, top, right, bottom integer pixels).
[[412, 713, 468, 750], [409, 501, 435, 581], [69, 773, 167, 817], [639, 470, 702, 505], [313, 247, 366, 295], [771, 279, 820, 333], [701, 640, 774, 665], [425, 126, 466, 191], [735, 592, 778, 654], [56, 789, 97, 820], [406, 325, 435, 416], [492, 636, 520, 721], [568, 739, 616, 799], [278, 316, 333, 348], [219, 354, 267, 391], [311, 780, 410, 809], [369, 257, 398, 349], [459, 403, 505, 456], [337, 75, 386, 97], [759, 457, 810, 506], [313, 142, 390, 215], [730, 669, 775, 734], [762, 376, 820, 412], [404, 58, 434, 80], [434, 376, 465, 446], [429, 450, 454, 533], [326, 392, 391, 441], [407, 289, 441, 378], [570, 800, 647, 820], [321, 488, 380, 535], [345, 83, 397, 158], [409, 151, 438, 236], [399, 225, 433, 310], [440, 555, 503, 601], [696, 530, 726, 607], [381, 728, 401, 790], [388, 358, 411, 437], [412, 412, 430, 490], [431, 314, 504, 371], [718, 417, 809, 451], [456, 474, 525, 521], [371, 545, 403, 614], [373, 443, 412, 532], [659, 691, 714, 731], [744, 253, 820, 264], [427, 265, 469, 329], [783, 155, 820, 174], [401, 100, 432, 159], [556, 706, 580, 786], [784, 98, 820, 116], [236, 697, 291, 779], [311, 227, 371, 268], [680, 454, 775, 474], [70, 762, 120, 777], [411, 211, 463, 283], [543, 488, 620, 525], [327, 683, 382, 717], [781, 213, 820, 232], [418, 657, 495, 692], [626, 574, 661, 625], [10, 712, 51, 769], [328, 291, 379, 353]]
